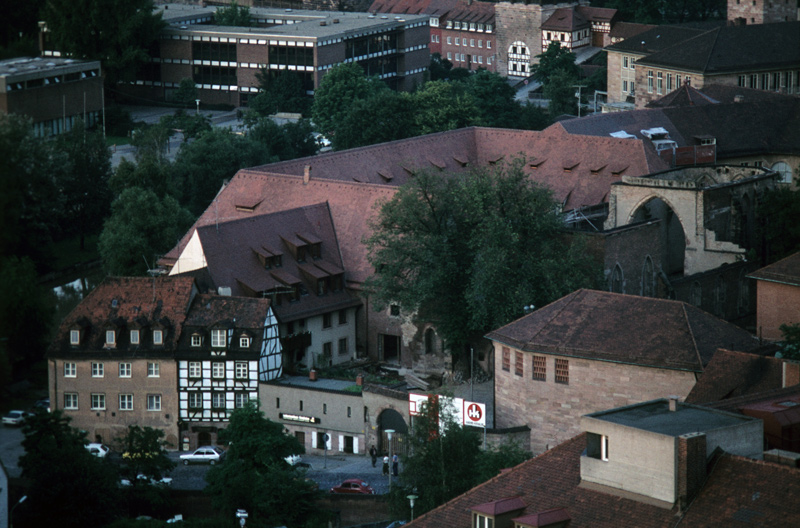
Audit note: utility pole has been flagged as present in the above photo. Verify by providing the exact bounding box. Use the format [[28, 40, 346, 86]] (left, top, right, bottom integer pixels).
[[573, 84, 584, 117]]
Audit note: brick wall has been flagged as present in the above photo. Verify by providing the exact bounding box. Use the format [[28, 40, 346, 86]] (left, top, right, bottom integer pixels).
[[677, 432, 707, 511], [494, 345, 697, 453], [755, 280, 800, 341], [728, 0, 798, 24], [601, 221, 663, 296]]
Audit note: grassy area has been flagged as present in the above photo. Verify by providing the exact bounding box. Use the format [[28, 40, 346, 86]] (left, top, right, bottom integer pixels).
[[106, 135, 131, 147], [51, 234, 101, 270]]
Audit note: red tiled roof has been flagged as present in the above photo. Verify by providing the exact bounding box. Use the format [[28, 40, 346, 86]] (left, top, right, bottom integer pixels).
[[542, 8, 588, 32], [406, 433, 800, 528], [608, 21, 656, 41], [513, 508, 571, 527], [486, 290, 759, 372], [471, 496, 526, 515], [184, 293, 272, 329], [748, 252, 800, 287], [685, 349, 785, 404], [575, 6, 616, 24]]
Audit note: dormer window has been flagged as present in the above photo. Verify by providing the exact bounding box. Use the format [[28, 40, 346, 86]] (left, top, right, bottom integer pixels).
[[297, 246, 307, 263], [153, 329, 163, 345], [309, 243, 321, 260], [240, 335, 251, 348], [317, 278, 327, 296], [473, 514, 494, 528], [191, 334, 202, 347], [130, 330, 140, 345], [211, 329, 226, 348], [70, 329, 80, 345], [105, 330, 116, 347]]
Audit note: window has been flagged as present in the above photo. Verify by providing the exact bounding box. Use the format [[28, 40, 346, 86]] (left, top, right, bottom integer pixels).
[[667, 73, 674, 91], [276, 397, 280, 408], [212, 362, 225, 378], [324, 403, 327, 414], [587, 432, 609, 461], [64, 362, 76, 377], [738, 74, 746, 87], [447, 52, 452, 60], [64, 393, 78, 410], [685, 76, 691, 86], [299, 400, 304, 411], [502, 346, 510, 372], [147, 394, 161, 411], [235, 393, 249, 408], [478, 39, 483, 48], [323, 312, 332, 328], [473, 513, 494, 528], [105, 330, 115, 346], [390, 305, 400, 316], [601, 434, 609, 461], [119, 394, 133, 411], [323, 342, 332, 357], [212, 329, 226, 348], [189, 361, 202, 378], [91, 393, 106, 410], [470, 39, 475, 47], [514, 351, 523, 377], [555, 358, 569, 384], [447, 36, 452, 45], [235, 362, 248, 379], [92, 362, 104, 378], [623, 56, 629, 68], [148, 362, 160, 377], [188, 392, 202, 409], [153, 329, 163, 345], [532, 355, 546, 381], [455, 37, 460, 46], [191, 334, 202, 347], [642, 256, 655, 297], [130, 329, 140, 345], [70, 329, 80, 345], [338, 337, 348, 355], [647, 71, 654, 93], [213, 392, 225, 408], [339, 309, 347, 325], [657, 72, 663, 94], [623, 80, 628, 93], [240, 335, 251, 348], [487, 40, 491, 49], [690, 281, 702, 307], [347, 406, 352, 417], [119, 363, 131, 378], [772, 161, 793, 183]]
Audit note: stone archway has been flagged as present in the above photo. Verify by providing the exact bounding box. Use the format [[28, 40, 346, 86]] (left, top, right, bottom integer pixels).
[[629, 196, 687, 278], [378, 408, 408, 455]]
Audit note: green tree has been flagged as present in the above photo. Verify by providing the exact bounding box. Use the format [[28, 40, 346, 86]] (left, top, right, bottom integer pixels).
[[99, 187, 194, 275], [118, 425, 176, 518], [311, 62, 387, 139], [461, 70, 519, 128], [247, 117, 318, 160], [391, 397, 482, 518], [532, 42, 581, 85], [365, 158, 601, 354], [172, 78, 199, 106], [544, 69, 579, 116], [19, 410, 120, 528], [757, 184, 800, 263], [56, 120, 113, 250], [333, 90, 419, 150], [251, 69, 312, 116], [473, 441, 532, 483], [0, 113, 66, 270], [172, 127, 271, 214], [42, 0, 165, 86], [205, 402, 321, 528], [110, 156, 176, 197], [214, 0, 252, 26], [779, 323, 800, 360], [429, 52, 454, 81], [411, 80, 480, 136]]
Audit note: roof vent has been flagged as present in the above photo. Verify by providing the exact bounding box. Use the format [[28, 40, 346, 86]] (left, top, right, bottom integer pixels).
[[668, 395, 679, 412], [320, 21, 327, 26], [333, 18, 340, 23]]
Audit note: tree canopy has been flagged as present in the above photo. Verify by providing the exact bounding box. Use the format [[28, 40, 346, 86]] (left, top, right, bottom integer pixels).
[[365, 158, 601, 353], [42, 0, 165, 86], [757, 184, 800, 264], [214, 0, 252, 26], [532, 42, 581, 85], [205, 402, 322, 528], [311, 62, 387, 139]]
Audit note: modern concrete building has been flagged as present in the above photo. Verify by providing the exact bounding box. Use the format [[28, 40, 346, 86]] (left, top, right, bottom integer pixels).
[[0, 56, 102, 137], [115, 3, 429, 106]]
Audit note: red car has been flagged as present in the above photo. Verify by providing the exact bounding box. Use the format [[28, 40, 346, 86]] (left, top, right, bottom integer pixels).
[[330, 479, 375, 494]]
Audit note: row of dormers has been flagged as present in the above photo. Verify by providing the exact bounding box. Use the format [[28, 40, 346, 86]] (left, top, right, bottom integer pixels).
[[68, 324, 255, 351]]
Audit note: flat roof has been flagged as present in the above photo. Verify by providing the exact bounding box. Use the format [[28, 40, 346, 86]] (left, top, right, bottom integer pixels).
[[271, 375, 360, 392], [0, 57, 101, 79], [586, 399, 757, 437], [157, 4, 428, 40]]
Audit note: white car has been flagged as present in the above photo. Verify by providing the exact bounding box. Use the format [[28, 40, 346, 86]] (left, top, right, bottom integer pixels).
[[284, 454, 302, 466], [2, 410, 31, 426], [120, 474, 173, 487], [86, 443, 111, 458], [180, 446, 224, 465]]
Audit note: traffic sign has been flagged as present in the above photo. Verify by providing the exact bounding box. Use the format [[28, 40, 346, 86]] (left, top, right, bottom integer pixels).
[[463, 401, 486, 428]]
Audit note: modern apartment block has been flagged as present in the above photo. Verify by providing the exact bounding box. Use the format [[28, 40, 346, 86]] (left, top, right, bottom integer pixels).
[[0, 56, 103, 137], [114, 4, 429, 106]]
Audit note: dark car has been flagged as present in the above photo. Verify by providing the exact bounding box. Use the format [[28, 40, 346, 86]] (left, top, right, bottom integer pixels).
[[330, 479, 375, 495]]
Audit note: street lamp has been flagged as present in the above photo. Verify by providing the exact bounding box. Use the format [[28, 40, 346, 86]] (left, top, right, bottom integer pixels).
[[11, 495, 27, 528], [407, 492, 418, 520], [385, 429, 395, 486], [195, 99, 201, 115]]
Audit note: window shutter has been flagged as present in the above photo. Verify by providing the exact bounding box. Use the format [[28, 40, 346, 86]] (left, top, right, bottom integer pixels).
[[338, 434, 344, 452]]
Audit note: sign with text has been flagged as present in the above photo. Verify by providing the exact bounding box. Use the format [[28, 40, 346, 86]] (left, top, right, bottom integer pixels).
[[408, 393, 465, 427], [463, 401, 486, 428]]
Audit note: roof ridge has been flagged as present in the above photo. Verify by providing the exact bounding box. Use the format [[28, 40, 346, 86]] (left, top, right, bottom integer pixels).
[[701, 26, 722, 74], [682, 303, 705, 372]]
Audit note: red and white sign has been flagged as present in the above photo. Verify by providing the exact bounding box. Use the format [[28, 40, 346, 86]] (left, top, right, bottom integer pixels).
[[463, 401, 486, 428]]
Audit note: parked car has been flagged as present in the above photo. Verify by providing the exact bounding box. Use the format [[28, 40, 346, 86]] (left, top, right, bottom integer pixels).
[[32, 398, 50, 412], [330, 479, 375, 495], [2, 410, 32, 426], [120, 474, 173, 487], [180, 446, 224, 465], [85, 443, 111, 458], [284, 454, 310, 468]]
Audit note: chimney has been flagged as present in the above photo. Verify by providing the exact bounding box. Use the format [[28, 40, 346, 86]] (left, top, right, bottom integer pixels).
[[668, 395, 679, 412], [356, 373, 364, 386], [303, 165, 311, 185], [783, 360, 800, 388], [677, 432, 707, 511]]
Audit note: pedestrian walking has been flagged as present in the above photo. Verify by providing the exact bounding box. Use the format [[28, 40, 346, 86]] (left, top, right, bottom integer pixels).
[[370, 445, 378, 467], [382, 455, 390, 476], [392, 453, 399, 476]]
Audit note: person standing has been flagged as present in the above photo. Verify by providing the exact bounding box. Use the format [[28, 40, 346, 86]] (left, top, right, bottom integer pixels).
[[382, 455, 390, 475], [392, 453, 399, 476], [370, 445, 378, 467]]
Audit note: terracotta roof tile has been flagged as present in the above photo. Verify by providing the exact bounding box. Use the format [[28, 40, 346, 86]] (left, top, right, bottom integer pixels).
[[685, 349, 786, 404], [542, 8, 588, 32], [748, 252, 800, 287], [608, 22, 656, 41], [486, 290, 759, 372], [471, 496, 526, 515]]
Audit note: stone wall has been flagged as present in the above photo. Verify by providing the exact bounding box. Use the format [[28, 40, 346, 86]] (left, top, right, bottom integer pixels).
[[727, 0, 798, 25]]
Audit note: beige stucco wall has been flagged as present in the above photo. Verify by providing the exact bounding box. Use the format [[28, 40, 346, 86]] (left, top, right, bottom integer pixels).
[[755, 280, 800, 341]]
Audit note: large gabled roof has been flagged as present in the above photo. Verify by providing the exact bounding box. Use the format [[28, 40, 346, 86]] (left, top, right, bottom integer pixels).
[[485, 289, 759, 373], [406, 432, 800, 527], [635, 21, 800, 74], [542, 7, 588, 32], [605, 25, 705, 55]]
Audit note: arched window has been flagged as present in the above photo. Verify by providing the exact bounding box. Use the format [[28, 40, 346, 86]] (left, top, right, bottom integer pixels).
[[690, 281, 702, 307], [424, 328, 437, 355], [714, 276, 726, 316], [611, 264, 624, 293], [641, 256, 655, 297], [738, 269, 750, 315], [507, 41, 531, 75], [771, 161, 793, 183]]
